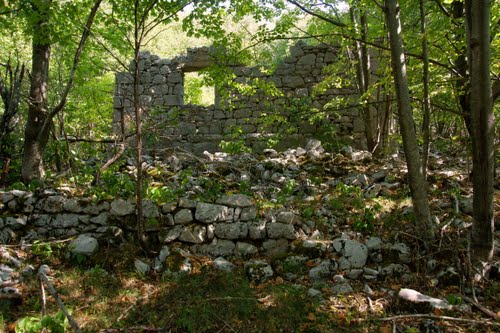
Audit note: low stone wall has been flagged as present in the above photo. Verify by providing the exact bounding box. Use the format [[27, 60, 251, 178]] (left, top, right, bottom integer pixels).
[[114, 41, 367, 155], [0, 191, 308, 258]]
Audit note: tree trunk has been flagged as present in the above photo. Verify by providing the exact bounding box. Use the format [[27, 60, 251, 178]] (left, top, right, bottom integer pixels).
[[22, 0, 52, 183], [0, 62, 25, 167], [384, 0, 434, 244], [420, 0, 431, 179], [465, 0, 495, 264], [350, 6, 377, 152]]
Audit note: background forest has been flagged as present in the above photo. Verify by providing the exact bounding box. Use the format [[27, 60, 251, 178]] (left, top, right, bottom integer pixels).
[[0, 0, 498, 332]]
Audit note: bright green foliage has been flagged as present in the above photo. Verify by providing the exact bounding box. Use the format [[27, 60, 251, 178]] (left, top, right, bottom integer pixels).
[[16, 312, 69, 333]]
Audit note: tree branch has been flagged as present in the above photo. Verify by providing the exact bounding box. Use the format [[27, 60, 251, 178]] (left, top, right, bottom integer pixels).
[[378, 314, 500, 326], [286, 0, 347, 28], [46, 0, 102, 122]]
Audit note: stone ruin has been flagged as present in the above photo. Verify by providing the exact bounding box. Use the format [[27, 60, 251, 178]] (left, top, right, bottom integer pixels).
[[113, 41, 367, 154]]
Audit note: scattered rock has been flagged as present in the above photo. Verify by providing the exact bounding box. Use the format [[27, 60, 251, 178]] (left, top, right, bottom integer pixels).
[[309, 259, 336, 281], [308, 288, 322, 298], [69, 235, 99, 256], [213, 257, 235, 272], [134, 259, 150, 275], [332, 238, 368, 269], [245, 260, 273, 283]]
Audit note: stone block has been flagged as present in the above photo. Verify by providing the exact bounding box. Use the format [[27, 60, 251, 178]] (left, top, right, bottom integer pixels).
[[214, 222, 248, 240], [195, 202, 234, 223]]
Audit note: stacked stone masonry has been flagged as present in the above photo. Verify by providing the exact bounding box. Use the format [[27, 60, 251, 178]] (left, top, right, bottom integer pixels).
[[0, 191, 307, 258], [114, 42, 366, 154]]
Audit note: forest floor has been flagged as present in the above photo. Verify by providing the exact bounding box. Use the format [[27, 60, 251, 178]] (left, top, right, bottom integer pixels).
[[1, 141, 499, 333]]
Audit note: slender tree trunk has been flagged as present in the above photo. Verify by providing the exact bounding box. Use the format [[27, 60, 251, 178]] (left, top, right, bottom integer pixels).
[[384, 0, 434, 244], [134, 0, 146, 248], [22, 0, 52, 183], [350, 6, 377, 151], [0, 62, 25, 164], [420, 0, 431, 179], [452, 1, 473, 138], [465, 0, 495, 264]]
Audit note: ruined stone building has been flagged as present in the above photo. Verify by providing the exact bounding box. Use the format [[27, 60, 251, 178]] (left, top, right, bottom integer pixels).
[[114, 41, 367, 155]]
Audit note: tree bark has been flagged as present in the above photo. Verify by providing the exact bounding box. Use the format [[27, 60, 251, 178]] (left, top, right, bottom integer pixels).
[[22, 0, 52, 183], [21, 0, 102, 183], [420, 0, 431, 180], [465, 0, 495, 263], [384, 0, 434, 244], [350, 6, 377, 152]]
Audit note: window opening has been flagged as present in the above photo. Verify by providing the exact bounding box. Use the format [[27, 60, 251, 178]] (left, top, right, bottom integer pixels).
[[184, 72, 215, 106]]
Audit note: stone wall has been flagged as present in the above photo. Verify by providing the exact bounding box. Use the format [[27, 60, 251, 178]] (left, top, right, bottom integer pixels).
[[0, 190, 308, 258], [114, 42, 366, 155]]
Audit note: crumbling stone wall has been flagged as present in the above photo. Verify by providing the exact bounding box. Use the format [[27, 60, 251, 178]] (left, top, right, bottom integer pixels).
[[0, 190, 304, 258], [114, 42, 365, 154]]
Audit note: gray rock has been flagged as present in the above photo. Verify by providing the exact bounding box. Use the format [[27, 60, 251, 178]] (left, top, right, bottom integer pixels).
[[332, 238, 368, 269], [216, 194, 253, 207], [174, 209, 193, 225], [179, 225, 207, 243], [248, 220, 266, 239], [364, 184, 382, 198], [262, 239, 289, 256], [380, 263, 409, 277], [347, 269, 363, 279], [39, 195, 65, 213], [308, 288, 322, 298], [363, 284, 374, 295], [0, 228, 15, 243], [309, 259, 336, 281], [5, 216, 27, 230], [266, 222, 296, 240], [110, 199, 135, 216], [213, 257, 235, 272], [235, 242, 258, 258], [276, 211, 301, 225], [195, 202, 233, 223], [142, 200, 159, 218], [62, 198, 83, 212], [90, 212, 108, 225], [22, 196, 37, 213], [0, 192, 14, 203], [215, 222, 248, 240], [134, 259, 150, 275], [365, 237, 382, 250], [153, 246, 171, 272], [332, 283, 353, 294], [69, 235, 99, 256], [52, 214, 80, 228], [161, 202, 177, 213], [240, 206, 257, 221], [0, 264, 14, 281], [398, 288, 452, 310], [193, 239, 235, 257], [351, 151, 372, 162], [83, 201, 110, 215], [160, 225, 183, 243], [363, 267, 379, 276], [245, 260, 273, 283], [371, 170, 387, 181], [179, 198, 196, 209], [392, 243, 412, 264]]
